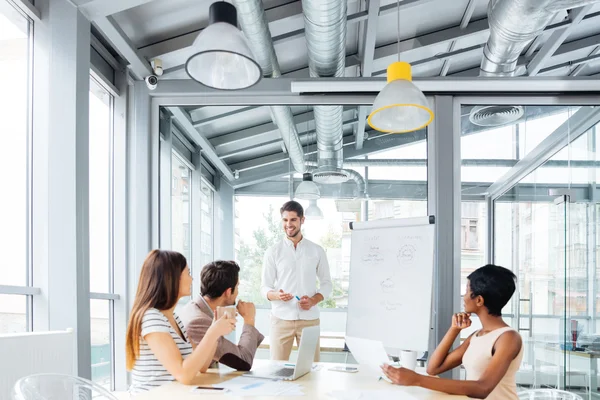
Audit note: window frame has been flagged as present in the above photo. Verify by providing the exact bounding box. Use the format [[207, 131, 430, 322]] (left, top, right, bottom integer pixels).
[[0, 0, 35, 333], [88, 75, 119, 390]]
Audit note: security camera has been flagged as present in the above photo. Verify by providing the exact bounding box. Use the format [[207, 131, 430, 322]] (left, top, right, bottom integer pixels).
[[145, 75, 158, 90], [151, 59, 163, 76]]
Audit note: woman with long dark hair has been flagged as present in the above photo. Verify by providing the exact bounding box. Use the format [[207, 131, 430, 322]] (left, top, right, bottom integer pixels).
[[126, 250, 235, 394]]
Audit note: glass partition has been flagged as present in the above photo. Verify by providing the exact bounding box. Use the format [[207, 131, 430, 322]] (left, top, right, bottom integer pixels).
[[481, 104, 600, 397]]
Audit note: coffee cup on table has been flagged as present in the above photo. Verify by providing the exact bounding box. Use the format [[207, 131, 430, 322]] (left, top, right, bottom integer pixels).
[[400, 350, 418, 371]]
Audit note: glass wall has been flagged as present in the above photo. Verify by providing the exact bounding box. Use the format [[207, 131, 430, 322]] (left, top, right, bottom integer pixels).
[[461, 102, 600, 395], [232, 122, 428, 346], [0, 0, 32, 333]]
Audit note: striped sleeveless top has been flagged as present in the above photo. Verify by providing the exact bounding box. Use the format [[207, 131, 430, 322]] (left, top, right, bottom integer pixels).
[[129, 308, 193, 394]]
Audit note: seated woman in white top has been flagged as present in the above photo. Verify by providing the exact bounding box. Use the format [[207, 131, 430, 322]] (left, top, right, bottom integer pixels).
[[381, 264, 523, 400], [126, 249, 236, 394]]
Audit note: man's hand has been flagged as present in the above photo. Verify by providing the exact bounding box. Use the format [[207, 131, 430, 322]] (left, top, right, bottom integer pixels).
[[236, 300, 256, 326], [298, 295, 316, 310], [380, 365, 420, 386], [276, 289, 294, 302]]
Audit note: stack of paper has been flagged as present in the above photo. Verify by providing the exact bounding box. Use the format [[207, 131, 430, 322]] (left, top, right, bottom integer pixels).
[[212, 376, 304, 396]]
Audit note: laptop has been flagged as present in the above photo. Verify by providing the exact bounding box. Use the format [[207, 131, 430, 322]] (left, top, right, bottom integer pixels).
[[243, 325, 319, 381]]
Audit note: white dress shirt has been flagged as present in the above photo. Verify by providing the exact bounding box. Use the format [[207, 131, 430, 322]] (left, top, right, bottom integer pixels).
[[261, 237, 332, 321]]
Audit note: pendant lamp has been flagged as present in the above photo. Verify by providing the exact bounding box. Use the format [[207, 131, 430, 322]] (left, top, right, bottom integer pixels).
[[367, 0, 433, 133], [186, 2, 262, 90], [305, 199, 324, 220], [295, 173, 320, 200]]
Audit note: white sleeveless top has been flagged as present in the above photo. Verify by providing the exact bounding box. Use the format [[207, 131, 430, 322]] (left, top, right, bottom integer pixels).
[[129, 308, 193, 395], [462, 327, 523, 400]]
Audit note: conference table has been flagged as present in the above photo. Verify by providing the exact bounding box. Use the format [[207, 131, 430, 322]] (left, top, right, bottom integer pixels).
[[116, 360, 468, 399]]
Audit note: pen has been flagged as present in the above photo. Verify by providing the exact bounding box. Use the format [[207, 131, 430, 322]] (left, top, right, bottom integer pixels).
[[295, 295, 301, 300]]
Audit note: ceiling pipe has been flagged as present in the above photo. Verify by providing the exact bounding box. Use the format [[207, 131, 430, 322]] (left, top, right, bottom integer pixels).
[[481, 0, 600, 76], [302, 0, 348, 184], [232, 0, 306, 174]]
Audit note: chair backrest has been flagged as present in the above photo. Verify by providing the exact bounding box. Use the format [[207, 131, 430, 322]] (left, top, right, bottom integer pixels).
[[518, 389, 584, 400], [12, 374, 118, 400]]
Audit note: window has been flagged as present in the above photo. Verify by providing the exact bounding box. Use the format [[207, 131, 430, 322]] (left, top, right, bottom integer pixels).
[[461, 219, 479, 250], [88, 77, 115, 389], [171, 152, 192, 263], [199, 180, 214, 267], [0, 0, 33, 333]]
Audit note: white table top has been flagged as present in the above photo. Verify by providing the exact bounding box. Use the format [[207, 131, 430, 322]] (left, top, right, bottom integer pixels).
[[115, 360, 468, 400]]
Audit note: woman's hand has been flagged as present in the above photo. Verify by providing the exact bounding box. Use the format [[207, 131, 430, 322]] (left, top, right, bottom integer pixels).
[[451, 312, 472, 330], [208, 314, 236, 337], [380, 365, 420, 386]]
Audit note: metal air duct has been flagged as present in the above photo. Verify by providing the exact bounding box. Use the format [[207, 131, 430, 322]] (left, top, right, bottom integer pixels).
[[232, 0, 305, 174], [302, 0, 348, 184], [481, 0, 600, 77], [306, 161, 366, 198]]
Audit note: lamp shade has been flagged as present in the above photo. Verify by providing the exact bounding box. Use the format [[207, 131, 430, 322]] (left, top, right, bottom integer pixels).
[[305, 200, 323, 220], [368, 61, 434, 133], [295, 173, 320, 200], [186, 2, 262, 90]]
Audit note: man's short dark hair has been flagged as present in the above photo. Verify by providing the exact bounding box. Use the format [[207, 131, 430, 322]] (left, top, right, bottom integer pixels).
[[200, 260, 240, 299], [468, 264, 517, 317], [280, 200, 304, 218]]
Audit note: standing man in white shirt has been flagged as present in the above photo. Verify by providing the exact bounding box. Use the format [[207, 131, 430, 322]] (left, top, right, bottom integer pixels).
[[261, 200, 332, 361]]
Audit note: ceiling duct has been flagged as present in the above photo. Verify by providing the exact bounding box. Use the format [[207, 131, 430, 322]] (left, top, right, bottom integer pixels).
[[302, 0, 348, 184], [306, 161, 366, 198], [481, 0, 600, 76], [474, 0, 600, 126], [232, 0, 305, 174]]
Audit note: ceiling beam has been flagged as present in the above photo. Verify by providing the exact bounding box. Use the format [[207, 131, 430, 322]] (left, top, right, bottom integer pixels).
[[220, 119, 359, 161], [228, 125, 363, 172], [487, 106, 600, 199], [78, 0, 156, 19], [570, 46, 600, 76], [212, 110, 317, 154], [168, 107, 235, 181], [355, 0, 380, 151], [212, 108, 357, 156], [93, 16, 152, 80], [527, 5, 592, 76], [232, 130, 424, 188], [191, 106, 258, 127]]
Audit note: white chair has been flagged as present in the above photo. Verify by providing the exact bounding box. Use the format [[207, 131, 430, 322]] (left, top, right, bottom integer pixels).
[[12, 374, 118, 400], [518, 389, 584, 400]]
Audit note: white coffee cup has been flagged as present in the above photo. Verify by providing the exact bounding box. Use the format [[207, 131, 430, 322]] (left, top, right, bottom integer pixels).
[[400, 350, 418, 371], [216, 306, 236, 319]]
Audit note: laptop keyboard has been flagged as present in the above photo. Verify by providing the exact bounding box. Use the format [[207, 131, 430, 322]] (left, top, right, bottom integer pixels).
[[272, 368, 294, 377]]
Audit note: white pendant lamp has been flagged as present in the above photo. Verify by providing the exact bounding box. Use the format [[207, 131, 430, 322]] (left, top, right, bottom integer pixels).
[[305, 199, 323, 220], [367, 0, 433, 133], [186, 2, 262, 90], [295, 173, 320, 200]]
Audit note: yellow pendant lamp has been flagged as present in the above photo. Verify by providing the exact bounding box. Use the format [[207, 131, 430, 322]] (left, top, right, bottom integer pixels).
[[367, 1, 434, 133]]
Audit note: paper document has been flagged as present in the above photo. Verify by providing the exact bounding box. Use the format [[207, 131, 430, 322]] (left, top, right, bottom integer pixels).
[[212, 376, 303, 396], [327, 390, 420, 400], [344, 336, 391, 377]]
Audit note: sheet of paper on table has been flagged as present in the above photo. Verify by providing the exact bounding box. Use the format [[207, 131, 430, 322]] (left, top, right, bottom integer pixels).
[[327, 390, 420, 400], [211, 376, 304, 396], [344, 336, 391, 377]]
